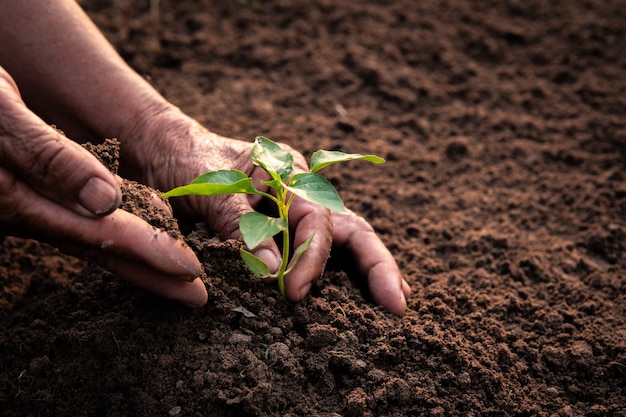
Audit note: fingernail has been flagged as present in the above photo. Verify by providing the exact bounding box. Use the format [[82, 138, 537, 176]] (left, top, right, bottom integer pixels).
[[177, 278, 208, 308], [79, 177, 121, 216], [180, 264, 204, 282], [396, 293, 408, 316]]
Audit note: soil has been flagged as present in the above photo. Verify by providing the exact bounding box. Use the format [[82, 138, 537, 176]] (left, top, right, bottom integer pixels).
[[1, 0, 625, 416]]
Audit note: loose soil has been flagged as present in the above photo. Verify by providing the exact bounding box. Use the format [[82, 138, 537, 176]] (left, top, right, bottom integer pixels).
[[1, 1, 625, 416]]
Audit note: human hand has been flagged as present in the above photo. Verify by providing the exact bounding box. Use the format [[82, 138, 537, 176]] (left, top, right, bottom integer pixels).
[[0, 67, 207, 307], [131, 111, 410, 315]]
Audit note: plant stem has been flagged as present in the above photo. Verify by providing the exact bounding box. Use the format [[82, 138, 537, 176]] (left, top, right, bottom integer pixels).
[[276, 190, 291, 298], [277, 225, 290, 297]]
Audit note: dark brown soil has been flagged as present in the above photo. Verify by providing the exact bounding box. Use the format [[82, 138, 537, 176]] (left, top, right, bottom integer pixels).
[[2, 1, 625, 415]]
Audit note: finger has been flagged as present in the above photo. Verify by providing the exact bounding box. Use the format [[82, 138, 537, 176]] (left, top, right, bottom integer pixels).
[[0, 165, 203, 281], [60, 209, 204, 279], [115, 174, 174, 217], [150, 189, 173, 215], [332, 210, 410, 316], [0, 75, 121, 217], [62, 244, 208, 308], [283, 198, 333, 302], [402, 278, 411, 299]]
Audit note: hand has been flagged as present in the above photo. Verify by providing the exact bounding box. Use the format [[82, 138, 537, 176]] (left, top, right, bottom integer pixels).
[[130, 110, 411, 315], [331, 210, 411, 315], [0, 0, 408, 313], [0, 66, 207, 307]]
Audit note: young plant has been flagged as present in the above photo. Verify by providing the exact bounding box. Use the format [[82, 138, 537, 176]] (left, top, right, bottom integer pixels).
[[161, 136, 384, 298]]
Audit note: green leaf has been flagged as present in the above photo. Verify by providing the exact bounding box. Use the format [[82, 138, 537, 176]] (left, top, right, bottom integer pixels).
[[239, 249, 270, 278], [285, 173, 347, 213], [290, 232, 315, 269], [239, 211, 287, 249], [251, 136, 294, 182], [310, 150, 385, 173], [160, 170, 258, 198], [260, 178, 282, 192], [190, 169, 248, 185]]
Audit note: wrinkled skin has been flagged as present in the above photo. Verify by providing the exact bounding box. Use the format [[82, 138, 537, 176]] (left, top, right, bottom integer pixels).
[[0, 0, 410, 314]]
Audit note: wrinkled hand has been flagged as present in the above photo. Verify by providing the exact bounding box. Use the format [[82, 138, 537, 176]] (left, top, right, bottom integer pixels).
[[134, 111, 411, 315], [0, 66, 207, 307]]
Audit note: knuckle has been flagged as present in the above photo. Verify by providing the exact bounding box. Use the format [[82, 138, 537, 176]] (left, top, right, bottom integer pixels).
[[2, 116, 87, 190], [0, 68, 21, 108], [355, 214, 375, 232], [0, 166, 23, 221], [30, 137, 74, 185], [0, 166, 18, 195]]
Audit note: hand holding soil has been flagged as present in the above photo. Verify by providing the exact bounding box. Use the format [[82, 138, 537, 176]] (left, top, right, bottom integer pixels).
[[160, 135, 411, 314], [0, 68, 206, 307], [100, 105, 410, 313], [0, 0, 408, 313]]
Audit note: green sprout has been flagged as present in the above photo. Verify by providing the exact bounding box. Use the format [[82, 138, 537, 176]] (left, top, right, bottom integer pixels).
[[161, 136, 384, 298]]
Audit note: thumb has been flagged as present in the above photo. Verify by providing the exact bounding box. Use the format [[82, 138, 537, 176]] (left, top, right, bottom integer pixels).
[[0, 74, 121, 217]]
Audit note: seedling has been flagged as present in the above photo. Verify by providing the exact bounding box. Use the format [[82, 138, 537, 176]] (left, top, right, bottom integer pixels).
[[161, 136, 384, 298]]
